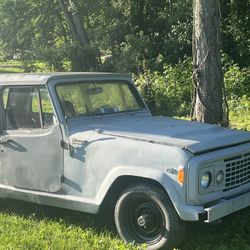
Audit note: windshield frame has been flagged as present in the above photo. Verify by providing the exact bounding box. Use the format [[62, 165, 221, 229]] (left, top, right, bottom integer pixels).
[[54, 79, 147, 119]]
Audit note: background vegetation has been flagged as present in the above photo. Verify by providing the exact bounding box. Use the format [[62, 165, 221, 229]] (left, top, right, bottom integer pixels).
[[0, 0, 249, 130]]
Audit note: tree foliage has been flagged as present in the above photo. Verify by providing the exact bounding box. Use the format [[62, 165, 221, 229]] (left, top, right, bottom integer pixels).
[[135, 58, 192, 117], [0, 0, 248, 72], [0, 0, 248, 126], [221, 0, 250, 66]]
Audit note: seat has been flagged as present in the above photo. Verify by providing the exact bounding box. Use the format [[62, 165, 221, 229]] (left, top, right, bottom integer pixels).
[[5, 106, 35, 129], [62, 100, 76, 117]]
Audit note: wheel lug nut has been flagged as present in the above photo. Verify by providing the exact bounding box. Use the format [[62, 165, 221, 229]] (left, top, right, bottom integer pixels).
[[137, 216, 146, 227]]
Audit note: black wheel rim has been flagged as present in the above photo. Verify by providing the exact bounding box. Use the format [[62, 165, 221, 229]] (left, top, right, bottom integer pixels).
[[128, 200, 166, 244]]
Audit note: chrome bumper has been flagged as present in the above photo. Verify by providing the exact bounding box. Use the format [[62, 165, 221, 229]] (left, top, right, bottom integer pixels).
[[204, 190, 250, 222]]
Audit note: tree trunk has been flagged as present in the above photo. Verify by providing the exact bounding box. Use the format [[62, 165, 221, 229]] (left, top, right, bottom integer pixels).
[[191, 0, 228, 126], [58, 0, 79, 43], [57, 0, 98, 71]]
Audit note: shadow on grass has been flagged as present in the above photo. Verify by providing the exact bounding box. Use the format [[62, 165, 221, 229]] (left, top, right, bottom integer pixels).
[[182, 206, 250, 249], [0, 65, 23, 69], [0, 69, 24, 73], [0, 198, 116, 234], [0, 198, 249, 249]]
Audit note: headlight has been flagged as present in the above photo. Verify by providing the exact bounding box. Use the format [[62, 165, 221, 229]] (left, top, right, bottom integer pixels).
[[201, 172, 211, 189], [216, 170, 224, 184]]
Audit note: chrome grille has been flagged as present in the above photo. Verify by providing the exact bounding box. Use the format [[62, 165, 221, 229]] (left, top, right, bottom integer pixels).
[[225, 153, 250, 189]]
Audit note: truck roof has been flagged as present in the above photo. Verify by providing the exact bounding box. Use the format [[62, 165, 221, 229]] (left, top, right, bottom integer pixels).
[[0, 72, 130, 85]]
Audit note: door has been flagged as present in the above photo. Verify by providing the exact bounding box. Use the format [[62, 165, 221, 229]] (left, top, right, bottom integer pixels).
[[0, 86, 63, 192]]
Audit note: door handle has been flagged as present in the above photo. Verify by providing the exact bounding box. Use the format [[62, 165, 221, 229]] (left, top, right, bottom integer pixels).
[[0, 136, 11, 144]]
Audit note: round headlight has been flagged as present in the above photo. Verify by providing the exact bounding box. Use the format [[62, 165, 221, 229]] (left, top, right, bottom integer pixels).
[[216, 170, 224, 184], [201, 172, 211, 189]]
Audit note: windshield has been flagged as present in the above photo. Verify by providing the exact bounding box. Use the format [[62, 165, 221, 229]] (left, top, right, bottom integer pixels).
[[56, 81, 145, 118]]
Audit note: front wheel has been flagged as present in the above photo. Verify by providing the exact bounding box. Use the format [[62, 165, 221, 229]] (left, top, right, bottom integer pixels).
[[114, 183, 185, 250]]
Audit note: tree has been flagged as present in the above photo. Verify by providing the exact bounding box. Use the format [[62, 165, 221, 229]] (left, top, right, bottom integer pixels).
[[191, 0, 228, 126], [0, 0, 247, 74], [220, 0, 250, 66], [0, 0, 68, 70], [57, 0, 99, 71], [0, 0, 99, 71], [105, 0, 192, 72]]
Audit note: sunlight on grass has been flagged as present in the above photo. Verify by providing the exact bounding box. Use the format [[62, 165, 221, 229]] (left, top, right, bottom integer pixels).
[[0, 60, 53, 73], [0, 201, 141, 250]]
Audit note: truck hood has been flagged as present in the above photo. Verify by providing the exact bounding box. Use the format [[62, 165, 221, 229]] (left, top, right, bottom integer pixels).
[[68, 114, 250, 155]]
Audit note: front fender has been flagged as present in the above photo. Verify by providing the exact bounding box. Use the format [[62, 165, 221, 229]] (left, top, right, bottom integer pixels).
[[95, 166, 203, 221]]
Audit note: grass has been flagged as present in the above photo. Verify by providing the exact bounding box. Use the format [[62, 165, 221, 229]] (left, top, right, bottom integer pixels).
[[0, 61, 249, 249], [0, 200, 140, 250], [0, 199, 249, 250], [0, 60, 25, 73], [182, 208, 250, 250], [0, 60, 52, 73]]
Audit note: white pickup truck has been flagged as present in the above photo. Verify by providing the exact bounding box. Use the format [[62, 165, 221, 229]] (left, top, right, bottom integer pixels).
[[0, 73, 249, 249]]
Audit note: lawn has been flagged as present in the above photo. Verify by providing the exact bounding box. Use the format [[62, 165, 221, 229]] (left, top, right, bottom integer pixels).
[[0, 60, 25, 73], [0, 61, 249, 250], [0, 60, 52, 73], [0, 199, 249, 250], [0, 200, 139, 250]]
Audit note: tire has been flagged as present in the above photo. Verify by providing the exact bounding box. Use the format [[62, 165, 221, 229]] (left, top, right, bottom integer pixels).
[[114, 182, 185, 250]]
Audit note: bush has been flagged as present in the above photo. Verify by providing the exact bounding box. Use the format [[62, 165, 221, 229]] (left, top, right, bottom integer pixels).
[[228, 96, 250, 131], [224, 64, 250, 99], [135, 58, 192, 117], [223, 62, 250, 130], [135, 56, 249, 132]]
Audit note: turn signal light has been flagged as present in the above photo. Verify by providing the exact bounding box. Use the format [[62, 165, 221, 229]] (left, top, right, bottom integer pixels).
[[178, 167, 185, 185]]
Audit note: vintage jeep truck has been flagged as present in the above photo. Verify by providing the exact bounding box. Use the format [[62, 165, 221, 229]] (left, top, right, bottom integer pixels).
[[0, 73, 249, 249]]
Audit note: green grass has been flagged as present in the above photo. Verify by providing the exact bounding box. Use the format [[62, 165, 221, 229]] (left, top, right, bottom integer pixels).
[[0, 200, 140, 250], [0, 60, 52, 73], [182, 208, 250, 250], [0, 199, 249, 250], [0, 60, 25, 73]]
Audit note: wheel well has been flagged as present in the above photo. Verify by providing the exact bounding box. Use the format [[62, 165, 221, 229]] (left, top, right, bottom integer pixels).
[[99, 175, 169, 214]]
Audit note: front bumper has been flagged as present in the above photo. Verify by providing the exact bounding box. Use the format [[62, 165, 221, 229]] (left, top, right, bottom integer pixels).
[[204, 190, 250, 222]]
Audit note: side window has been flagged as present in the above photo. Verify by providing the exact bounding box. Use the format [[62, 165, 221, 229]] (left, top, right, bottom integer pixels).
[[57, 84, 87, 116], [3, 86, 55, 130], [40, 88, 54, 128]]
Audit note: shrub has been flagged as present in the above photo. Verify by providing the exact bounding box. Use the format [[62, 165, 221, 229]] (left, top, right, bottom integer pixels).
[[228, 96, 250, 131], [135, 58, 192, 117], [223, 62, 250, 130], [135, 56, 249, 132], [224, 64, 250, 99]]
